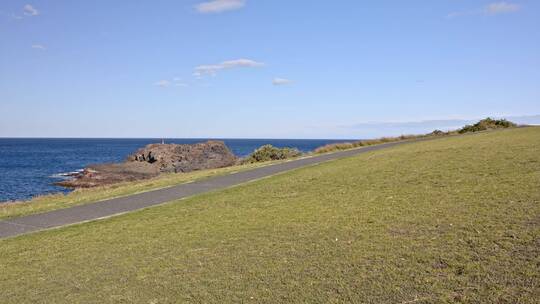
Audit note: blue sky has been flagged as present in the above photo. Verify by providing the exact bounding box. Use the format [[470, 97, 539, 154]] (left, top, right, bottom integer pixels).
[[1, 0, 539, 138]]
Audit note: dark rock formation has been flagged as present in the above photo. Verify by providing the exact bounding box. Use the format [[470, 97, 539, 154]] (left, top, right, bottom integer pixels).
[[127, 141, 237, 173], [56, 141, 237, 188]]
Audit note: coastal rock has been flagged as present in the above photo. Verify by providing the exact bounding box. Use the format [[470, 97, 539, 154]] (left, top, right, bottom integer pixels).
[[127, 140, 237, 173], [57, 141, 237, 188], [55, 162, 160, 188]]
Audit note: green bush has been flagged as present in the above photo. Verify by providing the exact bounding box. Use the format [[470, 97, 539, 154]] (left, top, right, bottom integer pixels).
[[243, 145, 302, 163], [458, 118, 517, 134]]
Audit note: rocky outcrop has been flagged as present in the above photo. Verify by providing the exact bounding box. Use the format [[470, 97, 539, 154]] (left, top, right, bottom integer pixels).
[[127, 141, 237, 173], [56, 162, 160, 188], [56, 141, 237, 188]]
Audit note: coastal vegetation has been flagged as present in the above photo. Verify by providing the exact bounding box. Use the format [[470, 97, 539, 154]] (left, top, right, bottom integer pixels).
[[313, 134, 424, 154], [458, 117, 517, 134], [241, 144, 302, 163], [1, 127, 538, 302]]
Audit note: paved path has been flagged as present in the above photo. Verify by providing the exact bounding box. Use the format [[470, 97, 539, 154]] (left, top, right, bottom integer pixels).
[[0, 141, 412, 239]]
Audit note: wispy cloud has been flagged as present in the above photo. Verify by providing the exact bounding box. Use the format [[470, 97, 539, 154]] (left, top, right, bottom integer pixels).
[[23, 4, 39, 16], [154, 80, 171, 88], [447, 10, 479, 19], [195, 0, 245, 14], [485, 2, 521, 14], [447, 2, 521, 18], [193, 58, 264, 77], [31, 44, 46, 50], [154, 78, 188, 88], [344, 119, 474, 131], [2, 5, 38, 20], [272, 78, 292, 86]]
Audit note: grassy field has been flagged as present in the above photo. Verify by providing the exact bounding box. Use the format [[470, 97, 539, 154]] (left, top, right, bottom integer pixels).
[[1, 127, 539, 303], [0, 161, 278, 220]]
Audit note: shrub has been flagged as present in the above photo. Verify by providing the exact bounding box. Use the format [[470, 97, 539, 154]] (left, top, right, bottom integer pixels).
[[242, 145, 302, 163], [430, 130, 445, 136], [458, 118, 517, 134]]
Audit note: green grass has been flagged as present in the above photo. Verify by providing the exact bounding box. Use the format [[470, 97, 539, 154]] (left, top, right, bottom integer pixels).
[[1, 127, 539, 303], [0, 161, 278, 220]]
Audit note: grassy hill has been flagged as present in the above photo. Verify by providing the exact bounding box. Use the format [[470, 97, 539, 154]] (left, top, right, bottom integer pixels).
[[1, 127, 539, 303]]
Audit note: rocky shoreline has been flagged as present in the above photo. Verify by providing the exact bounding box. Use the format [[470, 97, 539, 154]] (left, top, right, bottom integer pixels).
[[56, 141, 237, 188]]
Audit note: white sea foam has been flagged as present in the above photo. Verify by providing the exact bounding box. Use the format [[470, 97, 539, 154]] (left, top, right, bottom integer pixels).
[[50, 169, 84, 179]]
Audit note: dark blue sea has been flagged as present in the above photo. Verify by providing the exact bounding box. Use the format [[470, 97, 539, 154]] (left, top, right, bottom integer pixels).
[[0, 138, 350, 202]]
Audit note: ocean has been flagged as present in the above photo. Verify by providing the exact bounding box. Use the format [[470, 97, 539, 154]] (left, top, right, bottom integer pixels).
[[0, 138, 350, 202]]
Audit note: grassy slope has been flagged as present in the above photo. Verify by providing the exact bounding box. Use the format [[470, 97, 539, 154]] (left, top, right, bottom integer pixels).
[[1, 127, 539, 303], [0, 161, 277, 220]]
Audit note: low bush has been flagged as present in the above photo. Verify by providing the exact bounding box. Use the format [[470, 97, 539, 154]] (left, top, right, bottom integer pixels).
[[242, 145, 302, 163], [458, 118, 517, 134], [430, 129, 446, 136]]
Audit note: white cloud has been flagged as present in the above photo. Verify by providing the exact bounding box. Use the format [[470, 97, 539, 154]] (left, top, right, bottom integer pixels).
[[23, 4, 39, 16], [446, 10, 478, 19], [220, 59, 263, 68], [31, 44, 46, 50], [195, 0, 245, 14], [155, 78, 188, 88], [272, 78, 292, 86], [154, 80, 171, 88], [485, 2, 520, 14], [193, 58, 264, 77], [448, 2, 520, 18], [1, 5, 38, 20]]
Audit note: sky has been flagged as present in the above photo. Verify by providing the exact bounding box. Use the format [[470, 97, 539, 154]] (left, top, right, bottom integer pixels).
[[1, 0, 539, 138]]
